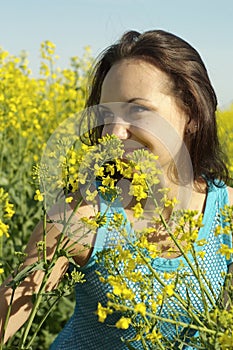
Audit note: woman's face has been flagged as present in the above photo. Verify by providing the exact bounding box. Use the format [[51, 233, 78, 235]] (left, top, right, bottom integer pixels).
[[99, 59, 188, 169]]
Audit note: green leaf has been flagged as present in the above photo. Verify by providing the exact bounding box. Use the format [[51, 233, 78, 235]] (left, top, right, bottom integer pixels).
[[7, 261, 45, 287]]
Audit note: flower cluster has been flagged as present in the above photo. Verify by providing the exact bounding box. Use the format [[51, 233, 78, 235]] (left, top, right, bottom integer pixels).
[[0, 42, 92, 346], [0, 187, 14, 274], [217, 106, 233, 179], [0, 40, 91, 233], [91, 142, 233, 349], [96, 209, 233, 348]]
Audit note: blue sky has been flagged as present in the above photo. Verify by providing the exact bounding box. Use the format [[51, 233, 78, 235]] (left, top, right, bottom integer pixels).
[[1, 0, 233, 108]]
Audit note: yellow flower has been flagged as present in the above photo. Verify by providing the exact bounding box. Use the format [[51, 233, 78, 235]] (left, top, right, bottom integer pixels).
[[218, 244, 233, 260], [2, 196, 14, 218], [157, 294, 163, 305], [146, 329, 162, 342], [129, 184, 147, 201], [105, 163, 115, 176], [0, 220, 9, 238], [150, 300, 158, 313], [113, 213, 124, 225], [163, 283, 175, 297], [102, 175, 115, 189], [81, 216, 99, 229], [132, 172, 146, 184], [218, 330, 233, 348], [78, 173, 88, 185], [147, 243, 158, 258], [121, 287, 135, 300], [65, 196, 73, 203], [96, 302, 112, 323], [115, 317, 131, 329], [112, 284, 122, 296], [134, 302, 146, 316], [162, 195, 178, 208], [115, 159, 132, 178], [85, 189, 98, 202], [116, 246, 132, 261], [196, 239, 207, 246], [132, 202, 144, 218], [198, 251, 206, 259], [94, 165, 105, 177], [34, 189, 44, 202], [163, 272, 175, 280]]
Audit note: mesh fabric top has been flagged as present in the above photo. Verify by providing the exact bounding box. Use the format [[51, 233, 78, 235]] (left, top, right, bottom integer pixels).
[[50, 182, 232, 350]]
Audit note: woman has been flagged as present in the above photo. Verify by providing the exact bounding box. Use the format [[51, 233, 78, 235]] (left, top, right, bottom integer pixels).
[[1, 29, 233, 349]]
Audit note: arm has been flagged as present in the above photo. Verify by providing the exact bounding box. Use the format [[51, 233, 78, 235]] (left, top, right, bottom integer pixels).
[[0, 197, 95, 343], [0, 220, 69, 343], [228, 186, 233, 205]]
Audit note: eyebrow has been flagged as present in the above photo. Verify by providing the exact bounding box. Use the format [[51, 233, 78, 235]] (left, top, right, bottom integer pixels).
[[98, 98, 152, 110], [127, 98, 151, 103]]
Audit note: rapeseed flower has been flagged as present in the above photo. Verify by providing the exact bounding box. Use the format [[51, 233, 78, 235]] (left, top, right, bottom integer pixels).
[[65, 196, 73, 203], [115, 317, 131, 329], [134, 302, 146, 316], [96, 302, 112, 323], [34, 189, 44, 202], [0, 220, 9, 238], [218, 244, 233, 260], [132, 202, 144, 218]]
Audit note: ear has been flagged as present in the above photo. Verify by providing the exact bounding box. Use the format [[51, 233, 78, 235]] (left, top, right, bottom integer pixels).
[[185, 119, 198, 135]]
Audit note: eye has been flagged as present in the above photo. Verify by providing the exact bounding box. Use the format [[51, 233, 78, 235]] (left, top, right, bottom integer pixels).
[[129, 104, 150, 115]]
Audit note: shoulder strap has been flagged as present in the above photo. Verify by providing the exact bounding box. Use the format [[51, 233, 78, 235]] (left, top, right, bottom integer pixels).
[[218, 185, 232, 265]]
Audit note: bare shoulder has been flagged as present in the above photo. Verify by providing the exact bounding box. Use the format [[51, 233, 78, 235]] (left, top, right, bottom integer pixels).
[[227, 186, 233, 205]]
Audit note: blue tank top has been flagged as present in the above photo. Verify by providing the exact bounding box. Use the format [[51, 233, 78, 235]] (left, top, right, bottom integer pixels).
[[50, 183, 232, 350]]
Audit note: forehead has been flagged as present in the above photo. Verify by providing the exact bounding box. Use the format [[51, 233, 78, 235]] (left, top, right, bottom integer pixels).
[[100, 59, 171, 103]]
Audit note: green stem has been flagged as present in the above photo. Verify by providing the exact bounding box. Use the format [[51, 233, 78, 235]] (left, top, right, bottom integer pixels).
[[51, 196, 83, 261], [42, 206, 47, 263], [140, 332, 149, 350], [12, 170, 115, 347], [18, 202, 50, 347], [191, 247, 213, 322], [25, 294, 62, 349], [18, 284, 45, 348], [18, 193, 84, 347], [192, 245, 217, 300], [147, 182, 216, 307], [153, 337, 166, 350], [108, 301, 218, 336], [133, 244, 206, 328]]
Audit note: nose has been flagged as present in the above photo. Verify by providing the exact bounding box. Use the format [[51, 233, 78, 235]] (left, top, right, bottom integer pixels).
[[102, 118, 131, 140]]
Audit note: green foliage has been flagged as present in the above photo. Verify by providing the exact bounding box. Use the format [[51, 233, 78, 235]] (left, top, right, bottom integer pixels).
[[217, 105, 233, 184], [0, 42, 92, 347]]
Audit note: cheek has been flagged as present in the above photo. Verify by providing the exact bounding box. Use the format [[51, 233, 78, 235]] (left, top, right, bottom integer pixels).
[[132, 119, 184, 151], [132, 124, 186, 171]]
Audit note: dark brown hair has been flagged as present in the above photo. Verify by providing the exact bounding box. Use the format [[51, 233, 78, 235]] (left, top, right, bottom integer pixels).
[[81, 29, 229, 185]]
